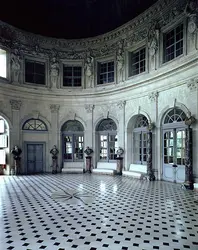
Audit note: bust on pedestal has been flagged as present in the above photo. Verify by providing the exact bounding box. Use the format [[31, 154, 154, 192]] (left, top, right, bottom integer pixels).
[[116, 147, 124, 175], [50, 145, 59, 174], [84, 146, 93, 173], [11, 146, 22, 175]]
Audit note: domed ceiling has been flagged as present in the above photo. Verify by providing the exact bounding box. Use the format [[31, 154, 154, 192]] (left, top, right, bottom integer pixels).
[[1, 0, 158, 39]]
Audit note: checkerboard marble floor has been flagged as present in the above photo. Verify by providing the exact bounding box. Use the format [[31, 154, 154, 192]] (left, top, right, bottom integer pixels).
[[1, 174, 198, 250]]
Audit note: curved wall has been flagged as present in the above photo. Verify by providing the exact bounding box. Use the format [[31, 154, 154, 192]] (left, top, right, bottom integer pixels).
[[0, 0, 198, 183]]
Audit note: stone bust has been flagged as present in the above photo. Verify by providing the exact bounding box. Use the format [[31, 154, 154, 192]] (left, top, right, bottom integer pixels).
[[50, 145, 59, 159], [84, 146, 93, 156], [116, 147, 124, 157], [11, 146, 22, 160]]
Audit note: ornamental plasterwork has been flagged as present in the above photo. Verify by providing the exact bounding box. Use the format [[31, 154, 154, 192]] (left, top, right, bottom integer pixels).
[[10, 100, 22, 110], [117, 101, 126, 109], [0, 0, 185, 56], [187, 78, 198, 91], [148, 92, 159, 102], [50, 104, 60, 113], [84, 104, 95, 113]]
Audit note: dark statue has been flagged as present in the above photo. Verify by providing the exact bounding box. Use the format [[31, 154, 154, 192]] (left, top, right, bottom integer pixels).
[[50, 145, 59, 174], [11, 146, 22, 160]]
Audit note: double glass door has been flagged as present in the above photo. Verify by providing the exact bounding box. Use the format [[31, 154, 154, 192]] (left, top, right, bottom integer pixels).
[[163, 129, 185, 183]]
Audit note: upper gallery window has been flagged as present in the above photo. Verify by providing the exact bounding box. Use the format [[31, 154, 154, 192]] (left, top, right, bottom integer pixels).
[[63, 66, 82, 87], [98, 61, 114, 85], [25, 59, 45, 85], [0, 49, 7, 78], [129, 48, 146, 77], [163, 23, 183, 63]]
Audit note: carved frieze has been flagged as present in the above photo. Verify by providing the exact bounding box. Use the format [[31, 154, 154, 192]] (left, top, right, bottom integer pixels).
[[10, 100, 22, 110], [50, 104, 60, 113], [84, 104, 95, 113], [0, 0, 185, 58]]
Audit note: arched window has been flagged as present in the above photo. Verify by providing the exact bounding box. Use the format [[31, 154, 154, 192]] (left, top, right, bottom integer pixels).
[[97, 118, 117, 161], [62, 120, 84, 162], [22, 118, 48, 131], [164, 108, 186, 124], [162, 108, 187, 183], [133, 115, 149, 165]]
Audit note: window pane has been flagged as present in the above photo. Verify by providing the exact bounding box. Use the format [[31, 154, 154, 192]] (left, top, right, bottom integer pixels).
[[163, 24, 183, 63], [130, 48, 146, 76], [98, 61, 114, 84]]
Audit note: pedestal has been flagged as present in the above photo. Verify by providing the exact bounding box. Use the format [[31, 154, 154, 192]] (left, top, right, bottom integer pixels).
[[146, 131, 155, 181], [52, 157, 58, 174], [85, 156, 92, 173], [184, 127, 193, 190], [116, 157, 123, 175]]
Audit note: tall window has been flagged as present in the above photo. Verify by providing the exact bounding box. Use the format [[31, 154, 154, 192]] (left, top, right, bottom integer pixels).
[[163, 23, 183, 63], [25, 59, 45, 85], [98, 61, 114, 85], [62, 120, 84, 162], [63, 66, 82, 87], [97, 118, 117, 161], [0, 49, 6, 78], [133, 115, 148, 164], [129, 48, 146, 77]]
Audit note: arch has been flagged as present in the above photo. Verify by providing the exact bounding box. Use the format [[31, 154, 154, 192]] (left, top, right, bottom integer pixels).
[[59, 116, 86, 132], [61, 120, 84, 132], [94, 115, 119, 132], [22, 118, 48, 131], [126, 111, 151, 131], [20, 113, 51, 131], [0, 111, 12, 130], [96, 118, 117, 131], [159, 103, 190, 127]]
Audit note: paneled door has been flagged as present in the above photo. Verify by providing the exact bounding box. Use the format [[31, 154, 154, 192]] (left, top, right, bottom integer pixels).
[[163, 129, 185, 183], [27, 144, 44, 174]]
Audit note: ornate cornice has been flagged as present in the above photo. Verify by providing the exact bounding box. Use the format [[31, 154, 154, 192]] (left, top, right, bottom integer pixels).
[[0, 0, 185, 58], [50, 104, 60, 113], [10, 99, 22, 110], [84, 104, 95, 113]]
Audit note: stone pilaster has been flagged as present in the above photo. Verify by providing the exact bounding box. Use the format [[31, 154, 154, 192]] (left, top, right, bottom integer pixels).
[[50, 104, 60, 168], [10, 99, 22, 147], [84, 104, 94, 168]]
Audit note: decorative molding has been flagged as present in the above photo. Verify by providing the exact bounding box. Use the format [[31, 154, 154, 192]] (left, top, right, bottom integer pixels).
[[148, 91, 159, 102], [0, 0, 185, 59], [84, 104, 95, 113], [187, 78, 198, 91], [50, 104, 60, 113], [10, 100, 22, 110], [117, 101, 126, 109]]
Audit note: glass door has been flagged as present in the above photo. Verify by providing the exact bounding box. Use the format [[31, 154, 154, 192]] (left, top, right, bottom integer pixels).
[[163, 129, 185, 182]]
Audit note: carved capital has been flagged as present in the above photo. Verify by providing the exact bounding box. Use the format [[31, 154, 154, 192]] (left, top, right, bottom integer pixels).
[[85, 104, 94, 113], [117, 101, 126, 109], [187, 78, 198, 91], [50, 104, 60, 113], [148, 92, 159, 102], [10, 100, 22, 110]]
